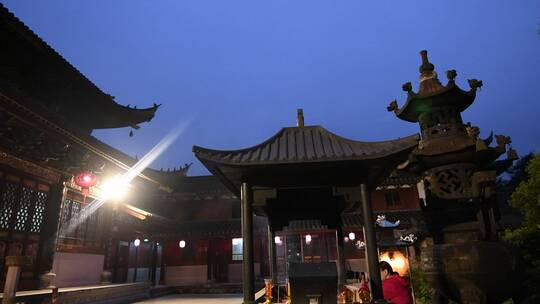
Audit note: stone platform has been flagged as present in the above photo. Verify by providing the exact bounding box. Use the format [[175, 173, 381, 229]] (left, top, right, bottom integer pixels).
[[133, 294, 242, 304]]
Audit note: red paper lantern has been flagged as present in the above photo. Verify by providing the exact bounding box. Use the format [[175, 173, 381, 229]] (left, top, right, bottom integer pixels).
[[74, 172, 98, 197]]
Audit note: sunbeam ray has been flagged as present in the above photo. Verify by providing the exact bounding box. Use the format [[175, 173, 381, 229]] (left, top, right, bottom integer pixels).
[[60, 119, 192, 237]]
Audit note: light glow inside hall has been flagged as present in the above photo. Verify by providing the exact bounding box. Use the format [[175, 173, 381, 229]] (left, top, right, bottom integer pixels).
[[379, 250, 409, 276], [60, 121, 191, 237]]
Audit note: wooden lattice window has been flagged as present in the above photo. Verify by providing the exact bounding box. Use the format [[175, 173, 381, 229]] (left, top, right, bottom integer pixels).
[[58, 195, 105, 248], [84, 209, 101, 243], [1, 180, 47, 233], [30, 191, 47, 233], [59, 199, 81, 240], [0, 183, 18, 229], [14, 187, 35, 231]]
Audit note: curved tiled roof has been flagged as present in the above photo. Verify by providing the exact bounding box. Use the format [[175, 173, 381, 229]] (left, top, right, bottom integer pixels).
[[0, 3, 159, 131], [388, 50, 480, 123], [194, 126, 419, 165]]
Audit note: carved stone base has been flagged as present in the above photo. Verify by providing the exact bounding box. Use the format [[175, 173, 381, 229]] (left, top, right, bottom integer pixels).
[[421, 241, 521, 303], [39, 271, 56, 289]]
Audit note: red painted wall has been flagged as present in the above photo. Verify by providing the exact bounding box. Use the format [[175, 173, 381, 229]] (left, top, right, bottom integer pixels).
[[193, 199, 234, 220], [371, 187, 420, 212], [164, 239, 209, 266]]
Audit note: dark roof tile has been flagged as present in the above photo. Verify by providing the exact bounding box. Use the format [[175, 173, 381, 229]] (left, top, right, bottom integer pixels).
[[194, 126, 419, 165]]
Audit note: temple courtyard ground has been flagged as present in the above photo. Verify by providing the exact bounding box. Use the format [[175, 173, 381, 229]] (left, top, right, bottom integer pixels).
[[133, 294, 243, 303]]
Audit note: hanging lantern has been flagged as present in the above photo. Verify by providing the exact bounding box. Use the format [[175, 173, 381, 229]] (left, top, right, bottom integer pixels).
[[74, 172, 98, 202]]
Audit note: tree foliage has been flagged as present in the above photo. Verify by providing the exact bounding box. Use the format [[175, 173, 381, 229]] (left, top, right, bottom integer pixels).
[[410, 259, 435, 304], [500, 152, 535, 191], [503, 153, 540, 302]]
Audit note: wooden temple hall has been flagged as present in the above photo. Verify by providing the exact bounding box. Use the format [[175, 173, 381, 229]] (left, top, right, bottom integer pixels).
[[194, 112, 421, 303], [0, 2, 174, 297], [0, 3, 438, 303]]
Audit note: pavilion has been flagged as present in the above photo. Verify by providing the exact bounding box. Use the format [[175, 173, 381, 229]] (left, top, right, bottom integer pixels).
[[194, 110, 419, 303]]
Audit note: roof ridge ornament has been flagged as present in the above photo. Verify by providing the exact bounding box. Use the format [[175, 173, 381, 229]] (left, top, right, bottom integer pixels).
[[296, 108, 304, 127], [419, 50, 439, 83], [419, 50, 435, 73], [446, 69, 457, 82]]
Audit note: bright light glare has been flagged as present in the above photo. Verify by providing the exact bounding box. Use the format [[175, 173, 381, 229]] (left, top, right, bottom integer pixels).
[[59, 119, 192, 238], [179, 240, 186, 248], [380, 251, 409, 276], [100, 174, 130, 201], [134, 238, 141, 247], [305, 234, 312, 244], [274, 236, 282, 245], [349, 232, 356, 241]]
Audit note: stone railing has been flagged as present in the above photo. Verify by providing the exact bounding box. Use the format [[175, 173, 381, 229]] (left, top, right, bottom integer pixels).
[[1, 282, 151, 304]]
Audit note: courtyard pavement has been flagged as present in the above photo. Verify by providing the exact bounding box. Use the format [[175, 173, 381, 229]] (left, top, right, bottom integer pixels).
[[133, 294, 243, 303]]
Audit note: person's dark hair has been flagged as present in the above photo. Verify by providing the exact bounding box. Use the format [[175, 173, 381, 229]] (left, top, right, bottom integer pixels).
[[379, 261, 395, 275]]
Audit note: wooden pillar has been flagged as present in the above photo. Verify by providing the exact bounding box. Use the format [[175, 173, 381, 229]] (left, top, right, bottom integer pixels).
[[2, 256, 24, 304], [108, 207, 119, 283], [207, 239, 213, 281], [112, 241, 120, 283], [133, 244, 139, 282], [267, 223, 277, 284], [37, 182, 65, 287], [241, 182, 255, 304], [361, 183, 384, 300], [103, 205, 117, 271], [335, 223, 346, 286], [159, 245, 166, 285], [150, 242, 158, 285]]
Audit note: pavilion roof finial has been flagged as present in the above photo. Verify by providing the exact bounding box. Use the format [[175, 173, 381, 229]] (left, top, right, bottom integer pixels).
[[297, 108, 304, 127], [419, 50, 435, 74]]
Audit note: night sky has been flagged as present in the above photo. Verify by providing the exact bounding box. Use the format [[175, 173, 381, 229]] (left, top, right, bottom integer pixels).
[[3, 1, 539, 175]]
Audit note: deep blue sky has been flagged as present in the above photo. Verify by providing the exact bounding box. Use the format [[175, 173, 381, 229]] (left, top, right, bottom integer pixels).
[[3, 1, 539, 175]]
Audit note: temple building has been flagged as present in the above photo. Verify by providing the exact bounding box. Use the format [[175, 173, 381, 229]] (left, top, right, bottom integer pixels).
[[130, 171, 424, 289], [0, 5, 443, 298], [1, 3, 523, 304], [0, 3, 167, 290], [0, 5, 425, 294]]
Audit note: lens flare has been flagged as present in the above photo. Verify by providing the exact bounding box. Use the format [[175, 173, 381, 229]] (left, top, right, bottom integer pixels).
[[60, 120, 191, 237]]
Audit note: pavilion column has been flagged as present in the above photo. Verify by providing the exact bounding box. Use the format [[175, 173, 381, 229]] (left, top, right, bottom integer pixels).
[[149, 242, 158, 285], [267, 222, 277, 284], [336, 222, 347, 287], [241, 182, 255, 304], [37, 181, 66, 288], [361, 183, 384, 300]]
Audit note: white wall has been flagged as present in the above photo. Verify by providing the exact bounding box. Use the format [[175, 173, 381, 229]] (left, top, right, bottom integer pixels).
[[347, 258, 367, 273], [228, 263, 260, 283], [52, 252, 104, 287], [165, 265, 207, 286]]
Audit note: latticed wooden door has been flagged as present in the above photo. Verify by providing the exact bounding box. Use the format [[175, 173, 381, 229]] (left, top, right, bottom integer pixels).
[[0, 170, 49, 289]]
